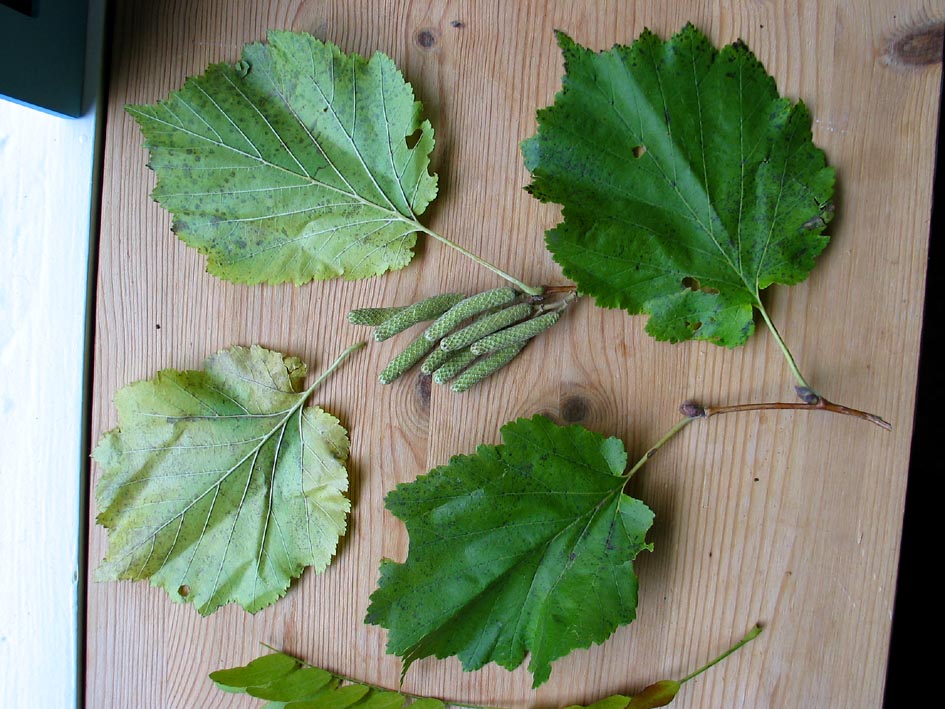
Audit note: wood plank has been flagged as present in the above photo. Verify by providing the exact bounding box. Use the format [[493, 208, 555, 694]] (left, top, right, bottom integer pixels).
[[87, 1, 943, 706]]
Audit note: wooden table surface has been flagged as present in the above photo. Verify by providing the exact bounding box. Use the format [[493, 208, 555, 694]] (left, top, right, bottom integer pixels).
[[87, 1, 943, 706]]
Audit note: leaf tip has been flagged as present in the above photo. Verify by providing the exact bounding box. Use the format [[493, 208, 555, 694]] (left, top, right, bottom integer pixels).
[[553, 28, 574, 47]]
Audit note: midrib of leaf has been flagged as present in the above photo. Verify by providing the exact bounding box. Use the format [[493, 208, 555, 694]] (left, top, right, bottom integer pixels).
[[251, 413, 292, 602], [506, 490, 622, 662], [753, 112, 804, 294], [379, 64, 415, 215], [569, 77, 737, 289], [638, 50, 747, 297]]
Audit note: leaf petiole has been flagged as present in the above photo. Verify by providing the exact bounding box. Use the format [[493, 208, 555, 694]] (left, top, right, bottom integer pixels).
[[415, 223, 545, 296], [753, 301, 888, 428], [301, 341, 367, 400], [624, 416, 698, 479], [755, 300, 812, 393], [677, 624, 763, 684]]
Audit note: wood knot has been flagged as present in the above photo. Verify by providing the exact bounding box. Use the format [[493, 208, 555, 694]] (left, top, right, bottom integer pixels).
[[415, 28, 437, 50], [883, 20, 944, 68], [560, 395, 590, 423], [415, 373, 432, 410]]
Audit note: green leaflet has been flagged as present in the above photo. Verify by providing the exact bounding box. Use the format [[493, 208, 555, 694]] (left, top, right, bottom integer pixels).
[[93, 345, 353, 615], [366, 415, 654, 687], [128, 30, 437, 285], [210, 651, 445, 709], [522, 25, 834, 347]]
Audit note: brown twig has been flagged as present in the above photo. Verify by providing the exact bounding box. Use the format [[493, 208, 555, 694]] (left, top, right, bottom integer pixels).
[[683, 398, 892, 430], [538, 284, 578, 295]]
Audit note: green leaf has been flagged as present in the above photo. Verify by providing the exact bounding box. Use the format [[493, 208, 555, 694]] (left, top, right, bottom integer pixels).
[[365, 415, 654, 688], [209, 652, 303, 693], [565, 696, 631, 709], [210, 652, 442, 709], [522, 25, 834, 347], [93, 345, 352, 614], [625, 680, 681, 708], [209, 638, 763, 709], [128, 30, 437, 285]]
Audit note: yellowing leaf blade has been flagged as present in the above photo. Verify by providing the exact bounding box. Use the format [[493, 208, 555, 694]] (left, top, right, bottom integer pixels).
[[128, 30, 437, 285], [93, 345, 351, 614]]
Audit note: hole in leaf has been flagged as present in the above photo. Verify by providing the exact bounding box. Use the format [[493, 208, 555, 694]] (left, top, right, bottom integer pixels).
[[681, 276, 720, 295], [632, 145, 647, 158], [405, 129, 422, 150], [178, 585, 190, 597]]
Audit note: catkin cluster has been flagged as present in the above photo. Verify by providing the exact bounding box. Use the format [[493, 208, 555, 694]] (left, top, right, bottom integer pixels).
[[348, 287, 561, 392]]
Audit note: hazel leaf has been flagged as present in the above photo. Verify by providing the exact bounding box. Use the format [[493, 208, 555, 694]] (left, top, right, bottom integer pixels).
[[93, 345, 351, 614], [365, 415, 654, 687], [523, 25, 834, 347], [128, 30, 437, 285]]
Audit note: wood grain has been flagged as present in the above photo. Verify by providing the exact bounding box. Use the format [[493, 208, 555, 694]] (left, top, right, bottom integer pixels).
[[87, 1, 943, 706]]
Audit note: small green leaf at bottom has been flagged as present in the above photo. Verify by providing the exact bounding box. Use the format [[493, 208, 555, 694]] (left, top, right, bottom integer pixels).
[[209, 652, 442, 709], [212, 624, 762, 708]]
